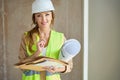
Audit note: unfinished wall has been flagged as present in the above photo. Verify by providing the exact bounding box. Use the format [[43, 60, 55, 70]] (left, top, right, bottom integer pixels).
[[0, 0, 4, 80], [89, 0, 120, 80], [0, 0, 83, 80]]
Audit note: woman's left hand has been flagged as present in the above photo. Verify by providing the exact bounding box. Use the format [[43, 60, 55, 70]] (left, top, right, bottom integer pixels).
[[43, 66, 66, 73]]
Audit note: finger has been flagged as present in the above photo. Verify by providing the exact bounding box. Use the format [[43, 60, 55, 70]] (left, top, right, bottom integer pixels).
[[38, 41, 45, 47], [49, 66, 54, 70], [48, 66, 56, 73]]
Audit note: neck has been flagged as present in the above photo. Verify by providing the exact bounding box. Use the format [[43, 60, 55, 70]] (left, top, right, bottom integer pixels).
[[38, 28, 51, 34], [38, 28, 51, 40]]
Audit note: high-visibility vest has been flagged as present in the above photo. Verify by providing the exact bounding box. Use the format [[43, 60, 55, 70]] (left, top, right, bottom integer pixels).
[[22, 30, 64, 80]]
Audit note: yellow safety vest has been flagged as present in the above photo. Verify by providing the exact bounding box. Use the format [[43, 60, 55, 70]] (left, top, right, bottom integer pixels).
[[22, 30, 64, 80]]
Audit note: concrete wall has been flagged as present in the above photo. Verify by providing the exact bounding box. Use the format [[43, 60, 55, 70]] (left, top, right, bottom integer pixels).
[[0, 0, 83, 80], [89, 0, 120, 80], [0, 0, 4, 80]]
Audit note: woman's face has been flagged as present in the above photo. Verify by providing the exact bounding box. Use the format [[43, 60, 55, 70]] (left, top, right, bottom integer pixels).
[[34, 11, 53, 29]]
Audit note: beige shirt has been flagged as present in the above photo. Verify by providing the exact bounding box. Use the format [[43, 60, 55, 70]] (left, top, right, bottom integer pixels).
[[19, 33, 73, 73]]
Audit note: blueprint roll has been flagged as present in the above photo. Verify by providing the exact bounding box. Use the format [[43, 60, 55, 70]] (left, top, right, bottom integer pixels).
[[59, 39, 81, 62]]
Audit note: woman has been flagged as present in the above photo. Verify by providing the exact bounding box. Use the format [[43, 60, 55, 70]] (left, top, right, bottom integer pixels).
[[19, 0, 73, 80]]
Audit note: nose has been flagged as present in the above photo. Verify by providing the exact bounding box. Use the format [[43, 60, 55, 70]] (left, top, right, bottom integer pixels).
[[41, 15, 47, 22]]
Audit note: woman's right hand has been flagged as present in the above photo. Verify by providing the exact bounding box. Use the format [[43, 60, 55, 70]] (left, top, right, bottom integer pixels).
[[37, 39, 46, 53]]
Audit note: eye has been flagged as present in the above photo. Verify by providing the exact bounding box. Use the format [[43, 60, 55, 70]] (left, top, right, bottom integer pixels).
[[46, 13, 50, 16], [36, 14, 41, 17]]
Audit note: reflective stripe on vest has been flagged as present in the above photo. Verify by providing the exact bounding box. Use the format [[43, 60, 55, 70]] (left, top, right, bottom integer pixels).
[[23, 70, 59, 76], [23, 30, 64, 80]]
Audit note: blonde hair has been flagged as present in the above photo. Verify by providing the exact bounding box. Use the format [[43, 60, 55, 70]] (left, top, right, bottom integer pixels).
[[25, 11, 55, 52]]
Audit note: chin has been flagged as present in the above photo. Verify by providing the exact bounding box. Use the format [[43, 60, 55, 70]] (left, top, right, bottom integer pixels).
[[41, 25, 49, 28]]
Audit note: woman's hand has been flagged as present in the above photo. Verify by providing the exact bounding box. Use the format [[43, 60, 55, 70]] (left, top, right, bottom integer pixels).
[[26, 39, 46, 59], [43, 66, 66, 73], [37, 39, 46, 52]]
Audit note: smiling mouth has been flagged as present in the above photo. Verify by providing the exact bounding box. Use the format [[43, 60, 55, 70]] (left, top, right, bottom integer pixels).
[[41, 22, 48, 25]]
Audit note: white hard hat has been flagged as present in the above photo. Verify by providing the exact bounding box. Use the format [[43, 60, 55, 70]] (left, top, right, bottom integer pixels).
[[59, 39, 81, 62], [32, 0, 55, 14]]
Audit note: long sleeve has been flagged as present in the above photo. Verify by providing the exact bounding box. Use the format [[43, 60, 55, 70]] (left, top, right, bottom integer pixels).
[[66, 59, 73, 73], [19, 33, 28, 61], [61, 59, 73, 73]]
